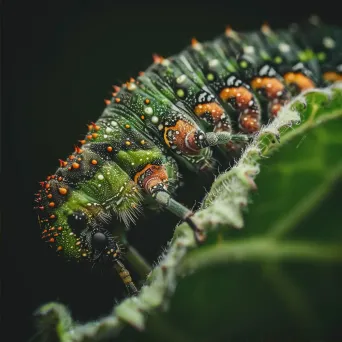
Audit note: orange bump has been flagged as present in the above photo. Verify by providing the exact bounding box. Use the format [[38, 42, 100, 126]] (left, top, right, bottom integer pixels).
[[57, 246, 63, 251], [104, 99, 111, 105], [91, 159, 98, 165], [107, 146, 113, 152], [191, 37, 199, 46], [72, 162, 80, 169], [58, 187, 68, 195], [92, 133, 98, 139], [153, 54, 164, 64], [115, 98, 121, 103], [48, 202, 55, 207], [225, 25, 232, 36]]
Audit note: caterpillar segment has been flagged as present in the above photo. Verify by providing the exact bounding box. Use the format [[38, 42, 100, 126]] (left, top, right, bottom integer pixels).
[[146, 50, 249, 152], [34, 17, 342, 295], [289, 18, 342, 84]]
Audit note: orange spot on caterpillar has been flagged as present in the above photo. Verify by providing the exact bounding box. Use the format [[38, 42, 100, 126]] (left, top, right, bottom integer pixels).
[[48, 202, 55, 208], [323, 71, 342, 82], [74, 146, 83, 153], [91, 159, 98, 165], [92, 133, 98, 139], [58, 187, 68, 195], [57, 246, 63, 251], [49, 238, 55, 243], [125, 124, 130, 128], [115, 98, 121, 103], [225, 25, 233, 36], [125, 141, 131, 146], [191, 37, 199, 46], [104, 99, 111, 105], [72, 162, 80, 169], [153, 54, 164, 64], [57, 227, 63, 231], [283, 72, 316, 91], [261, 22, 271, 34], [144, 98, 150, 104], [107, 146, 113, 152], [112, 85, 120, 92], [47, 194, 52, 199]]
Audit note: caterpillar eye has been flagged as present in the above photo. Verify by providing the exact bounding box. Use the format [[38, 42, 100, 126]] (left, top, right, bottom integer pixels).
[[67, 211, 88, 234], [92, 232, 107, 250]]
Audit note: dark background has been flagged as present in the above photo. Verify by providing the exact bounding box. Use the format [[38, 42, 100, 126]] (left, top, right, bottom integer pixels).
[[2, 1, 340, 341]]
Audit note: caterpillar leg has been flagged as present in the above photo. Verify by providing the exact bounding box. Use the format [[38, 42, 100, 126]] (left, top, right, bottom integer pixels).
[[154, 190, 205, 243], [135, 163, 205, 243], [163, 116, 248, 154], [114, 259, 139, 296], [205, 131, 248, 147]]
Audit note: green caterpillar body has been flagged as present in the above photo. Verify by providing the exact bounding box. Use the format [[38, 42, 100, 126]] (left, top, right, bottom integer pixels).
[[34, 17, 342, 291]]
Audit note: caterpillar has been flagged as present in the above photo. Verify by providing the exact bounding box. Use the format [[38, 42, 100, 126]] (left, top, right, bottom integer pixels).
[[34, 16, 342, 295]]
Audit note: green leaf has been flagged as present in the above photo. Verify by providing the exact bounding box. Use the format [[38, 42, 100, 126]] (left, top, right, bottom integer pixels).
[[34, 84, 342, 341]]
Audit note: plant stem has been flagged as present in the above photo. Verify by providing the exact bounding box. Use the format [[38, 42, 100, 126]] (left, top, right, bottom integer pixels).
[[179, 239, 342, 273]]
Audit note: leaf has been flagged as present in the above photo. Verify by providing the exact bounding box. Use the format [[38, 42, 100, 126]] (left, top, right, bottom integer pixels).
[[34, 84, 342, 341]]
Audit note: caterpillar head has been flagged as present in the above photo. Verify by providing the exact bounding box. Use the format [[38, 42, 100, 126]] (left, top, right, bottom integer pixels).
[[34, 178, 123, 266], [34, 162, 142, 266]]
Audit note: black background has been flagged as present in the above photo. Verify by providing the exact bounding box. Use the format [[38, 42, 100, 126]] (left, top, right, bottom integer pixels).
[[2, 1, 340, 341]]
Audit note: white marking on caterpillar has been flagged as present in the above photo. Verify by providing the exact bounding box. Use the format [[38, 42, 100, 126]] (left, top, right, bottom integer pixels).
[[323, 37, 335, 49]]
